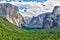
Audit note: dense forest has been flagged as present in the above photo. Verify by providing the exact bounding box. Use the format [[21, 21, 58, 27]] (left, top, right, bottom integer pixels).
[[0, 16, 60, 40]]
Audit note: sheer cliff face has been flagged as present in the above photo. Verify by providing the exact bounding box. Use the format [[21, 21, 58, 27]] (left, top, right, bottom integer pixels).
[[0, 3, 23, 26], [52, 6, 60, 15], [23, 6, 60, 29]]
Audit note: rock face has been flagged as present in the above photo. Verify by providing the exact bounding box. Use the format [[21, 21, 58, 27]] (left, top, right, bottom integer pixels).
[[0, 3, 23, 26], [0, 3, 60, 29], [22, 6, 60, 29], [43, 6, 60, 29], [28, 13, 46, 28]]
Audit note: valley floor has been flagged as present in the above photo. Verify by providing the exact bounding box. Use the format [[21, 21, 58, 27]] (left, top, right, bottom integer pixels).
[[0, 17, 60, 40]]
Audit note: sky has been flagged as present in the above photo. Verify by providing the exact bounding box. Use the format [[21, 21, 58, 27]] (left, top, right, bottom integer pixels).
[[0, 0, 47, 12], [23, 0, 46, 2], [0, 0, 60, 17], [0, 0, 47, 2]]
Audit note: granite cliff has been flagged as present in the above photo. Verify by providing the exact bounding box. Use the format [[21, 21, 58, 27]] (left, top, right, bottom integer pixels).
[[0, 3, 23, 26], [22, 6, 60, 29]]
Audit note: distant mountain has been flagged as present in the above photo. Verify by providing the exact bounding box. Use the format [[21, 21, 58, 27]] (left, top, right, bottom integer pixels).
[[0, 3, 60, 29], [1, 16, 60, 40], [0, 3, 24, 26], [28, 13, 46, 28], [0, 3, 60, 40], [22, 6, 60, 29], [43, 6, 60, 29]]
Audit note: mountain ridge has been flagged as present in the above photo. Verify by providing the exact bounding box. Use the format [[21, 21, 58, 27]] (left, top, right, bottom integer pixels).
[[22, 6, 60, 29], [0, 3, 24, 27]]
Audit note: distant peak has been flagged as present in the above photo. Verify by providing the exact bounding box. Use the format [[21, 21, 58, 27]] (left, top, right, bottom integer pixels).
[[54, 6, 60, 8]]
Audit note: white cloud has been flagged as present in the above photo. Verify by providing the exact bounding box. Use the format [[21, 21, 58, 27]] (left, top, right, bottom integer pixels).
[[0, 0, 60, 18], [43, 0, 60, 12]]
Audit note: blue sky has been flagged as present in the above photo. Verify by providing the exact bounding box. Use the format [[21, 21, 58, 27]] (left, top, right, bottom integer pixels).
[[5, 0, 47, 2], [18, 0, 47, 12], [2, 0, 47, 12], [23, 0, 47, 2]]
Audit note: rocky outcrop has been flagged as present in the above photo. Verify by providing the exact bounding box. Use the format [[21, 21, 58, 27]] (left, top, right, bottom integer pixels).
[[0, 3, 60, 29], [0, 3, 23, 26], [27, 13, 46, 28], [43, 6, 60, 29], [22, 6, 60, 29]]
